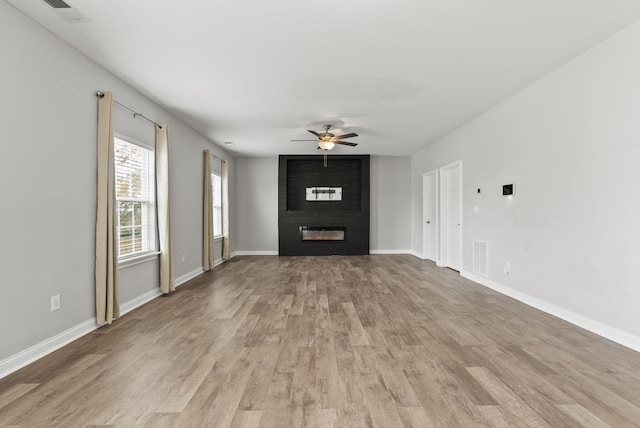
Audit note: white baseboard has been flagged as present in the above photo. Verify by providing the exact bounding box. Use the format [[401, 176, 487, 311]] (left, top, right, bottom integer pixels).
[[0, 318, 98, 380], [120, 288, 162, 316], [370, 249, 413, 255], [234, 250, 279, 256], [410, 250, 424, 259], [175, 268, 205, 287], [461, 270, 640, 353]]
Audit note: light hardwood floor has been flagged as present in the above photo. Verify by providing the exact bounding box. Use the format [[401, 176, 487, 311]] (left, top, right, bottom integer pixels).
[[2, 255, 640, 427]]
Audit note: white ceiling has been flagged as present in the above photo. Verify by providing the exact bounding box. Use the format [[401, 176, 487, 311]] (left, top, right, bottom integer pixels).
[[7, 0, 640, 156]]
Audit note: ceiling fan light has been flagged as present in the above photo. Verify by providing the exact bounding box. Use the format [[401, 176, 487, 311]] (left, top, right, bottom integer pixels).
[[318, 140, 335, 151]]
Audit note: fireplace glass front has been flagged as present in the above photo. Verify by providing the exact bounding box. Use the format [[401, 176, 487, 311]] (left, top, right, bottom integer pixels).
[[300, 226, 346, 241]]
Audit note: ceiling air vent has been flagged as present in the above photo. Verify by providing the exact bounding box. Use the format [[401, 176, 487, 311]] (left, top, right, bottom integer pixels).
[[473, 240, 488, 276], [43, 0, 72, 8], [42, 0, 90, 22]]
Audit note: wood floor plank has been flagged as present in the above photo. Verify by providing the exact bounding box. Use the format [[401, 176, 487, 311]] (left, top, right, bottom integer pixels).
[[369, 346, 421, 408], [201, 346, 262, 427], [476, 405, 514, 428], [341, 302, 370, 346], [1, 255, 640, 427], [170, 341, 246, 427], [316, 409, 340, 428], [257, 371, 294, 428], [466, 366, 552, 427], [466, 345, 581, 427], [557, 404, 611, 428], [397, 406, 435, 428], [0, 384, 39, 412], [403, 347, 489, 427], [230, 410, 263, 428], [315, 327, 342, 410], [290, 346, 317, 427], [237, 346, 279, 411], [140, 412, 180, 428], [0, 354, 106, 426]]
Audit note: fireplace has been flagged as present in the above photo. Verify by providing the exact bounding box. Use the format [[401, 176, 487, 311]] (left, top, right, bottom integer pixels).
[[279, 155, 369, 256], [300, 226, 346, 241]]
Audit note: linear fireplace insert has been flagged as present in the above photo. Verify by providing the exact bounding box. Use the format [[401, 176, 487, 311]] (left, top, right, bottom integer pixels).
[[300, 226, 346, 241]]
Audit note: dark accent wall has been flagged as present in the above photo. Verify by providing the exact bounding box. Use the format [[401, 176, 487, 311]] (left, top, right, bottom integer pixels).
[[278, 155, 370, 256]]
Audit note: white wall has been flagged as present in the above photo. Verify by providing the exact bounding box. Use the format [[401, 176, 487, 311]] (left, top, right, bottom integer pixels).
[[411, 20, 640, 347], [235, 156, 411, 254], [0, 2, 234, 365]]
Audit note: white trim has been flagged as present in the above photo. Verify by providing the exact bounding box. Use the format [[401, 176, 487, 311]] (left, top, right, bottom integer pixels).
[[113, 135, 157, 259], [410, 250, 424, 259], [234, 250, 279, 256], [370, 249, 413, 255], [175, 268, 205, 287], [120, 288, 162, 315], [114, 132, 154, 151], [423, 168, 440, 264], [461, 270, 640, 353], [0, 318, 98, 380], [118, 251, 160, 269], [439, 160, 463, 271]]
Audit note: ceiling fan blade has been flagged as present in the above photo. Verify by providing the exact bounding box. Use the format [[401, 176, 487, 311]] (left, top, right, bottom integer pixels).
[[290, 139, 318, 142], [334, 132, 358, 139], [336, 141, 358, 147], [307, 130, 321, 137]]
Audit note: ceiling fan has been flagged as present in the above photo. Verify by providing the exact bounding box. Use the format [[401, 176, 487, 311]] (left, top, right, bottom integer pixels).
[[291, 124, 358, 151]]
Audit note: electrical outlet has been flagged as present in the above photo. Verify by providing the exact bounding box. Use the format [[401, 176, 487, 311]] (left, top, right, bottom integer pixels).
[[51, 295, 61, 311], [503, 262, 510, 275], [182, 254, 186, 263]]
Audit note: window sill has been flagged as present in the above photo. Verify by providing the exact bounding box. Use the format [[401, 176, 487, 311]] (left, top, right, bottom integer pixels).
[[118, 251, 161, 269], [214, 236, 223, 242]]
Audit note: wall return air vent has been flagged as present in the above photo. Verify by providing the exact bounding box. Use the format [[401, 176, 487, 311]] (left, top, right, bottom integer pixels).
[[473, 240, 488, 276]]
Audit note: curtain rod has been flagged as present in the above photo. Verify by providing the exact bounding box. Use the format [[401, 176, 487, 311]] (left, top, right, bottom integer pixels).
[[96, 91, 162, 129], [203, 150, 226, 163]]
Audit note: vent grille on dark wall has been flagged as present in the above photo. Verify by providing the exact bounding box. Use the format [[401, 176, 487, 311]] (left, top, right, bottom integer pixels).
[[43, 0, 71, 9]]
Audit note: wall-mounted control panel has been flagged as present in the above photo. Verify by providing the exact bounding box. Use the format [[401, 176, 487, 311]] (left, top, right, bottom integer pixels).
[[503, 184, 515, 195]]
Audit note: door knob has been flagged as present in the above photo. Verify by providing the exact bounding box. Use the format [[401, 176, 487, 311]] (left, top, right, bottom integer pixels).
[[426, 221, 431, 224]]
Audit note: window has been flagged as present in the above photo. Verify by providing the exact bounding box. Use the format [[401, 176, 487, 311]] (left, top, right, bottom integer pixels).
[[211, 172, 222, 238], [114, 136, 156, 259]]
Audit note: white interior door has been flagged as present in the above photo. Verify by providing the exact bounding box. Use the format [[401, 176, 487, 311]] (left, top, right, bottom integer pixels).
[[441, 161, 462, 271], [423, 170, 439, 263]]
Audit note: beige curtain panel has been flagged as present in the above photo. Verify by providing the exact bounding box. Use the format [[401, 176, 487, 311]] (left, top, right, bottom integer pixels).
[[203, 150, 214, 271], [95, 91, 120, 325], [156, 124, 175, 293], [221, 160, 230, 260]]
